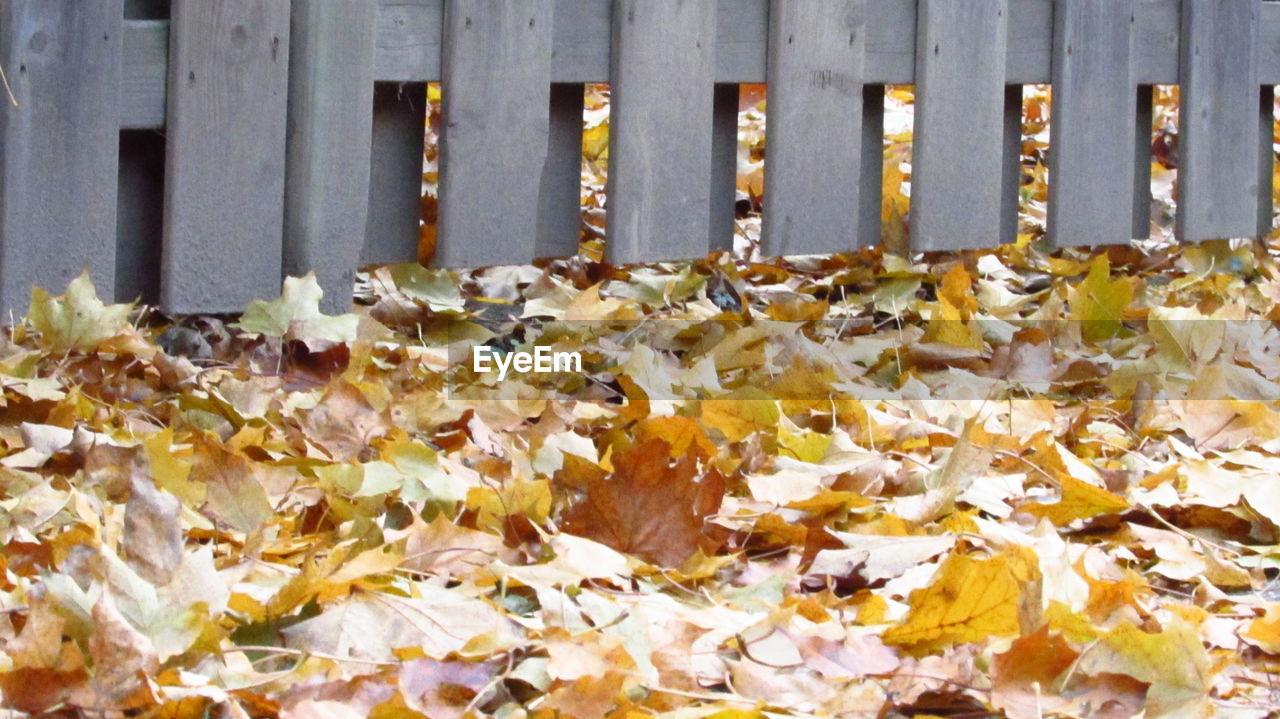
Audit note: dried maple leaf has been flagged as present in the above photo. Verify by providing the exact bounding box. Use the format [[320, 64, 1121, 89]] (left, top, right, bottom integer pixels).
[[560, 438, 725, 568], [883, 549, 1039, 655]]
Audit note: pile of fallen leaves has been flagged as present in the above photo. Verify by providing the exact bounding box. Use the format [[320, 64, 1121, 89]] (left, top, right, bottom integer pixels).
[[4, 230, 1280, 718]]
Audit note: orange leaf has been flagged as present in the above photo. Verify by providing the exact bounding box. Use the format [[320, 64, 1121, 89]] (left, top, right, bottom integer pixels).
[[561, 438, 725, 567]]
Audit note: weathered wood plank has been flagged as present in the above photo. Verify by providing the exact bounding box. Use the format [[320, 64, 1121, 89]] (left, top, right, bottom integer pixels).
[[162, 0, 290, 313], [437, 0, 554, 268], [364, 0, 1280, 86], [1048, 0, 1136, 247], [860, 84, 885, 247], [537, 83, 585, 258], [606, 0, 716, 263], [0, 1, 121, 315], [122, 21, 168, 130], [362, 83, 426, 265], [1178, 0, 1261, 242], [709, 83, 738, 252], [909, 0, 1008, 250], [1133, 84, 1153, 239], [762, 0, 867, 256], [285, 0, 376, 314], [115, 0, 1280, 125]]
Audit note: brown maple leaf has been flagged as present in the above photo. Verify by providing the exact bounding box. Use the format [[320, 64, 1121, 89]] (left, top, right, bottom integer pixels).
[[559, 438, 725, 568]]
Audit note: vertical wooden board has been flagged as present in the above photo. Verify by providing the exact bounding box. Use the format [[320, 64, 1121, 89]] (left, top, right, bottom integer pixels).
[[537, 83, 585, 258], [1177, 0, 1260, 242], [375, 0, 444, 82], [437, 0, 553, 268], [1000, 84, 1022, 244], [1260, 86, 1274, 236], [909, 0, 1008, 251], [606, 0, 716, 264], [0, 1, 121, 317], [709, 83, 738, 252], [552, 0, 611, 82], [121, 20, 169, 130], [1048, 0, 1136, 247], [860, 84, 885, 247], [162, 0, 290, 313], [762, 0, 866, 256], [1133, 84, 1153, 238], [362, 83, 425, 265], [285, 0, 376, 314]]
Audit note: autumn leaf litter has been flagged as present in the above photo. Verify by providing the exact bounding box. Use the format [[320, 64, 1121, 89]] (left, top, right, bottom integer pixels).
[[6, 90, 1280, 718]]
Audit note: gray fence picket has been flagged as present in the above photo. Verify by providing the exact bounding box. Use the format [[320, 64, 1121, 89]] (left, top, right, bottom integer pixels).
[[285, 0, 376, 314], [606, 0, 716, 264], [537, 83, 586, 258], [362, 83, 426, 265], [1178, 0, 1261, 242], [910, 0, 1009, 251], [762, 0, 867, 256], [437, 0, 553, 268], [162, 0, 290, 314], [122, 20, 168, 130], [1048, 0, 1135, 247], [0, 1, 121, 316]]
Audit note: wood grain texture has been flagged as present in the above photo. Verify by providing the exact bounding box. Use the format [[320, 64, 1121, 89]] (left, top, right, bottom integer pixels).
[[0, 0, 122, 316], [117, 0, 1280, 129], [537, 83, 585, 258], [437, 0, 554, 268], [909, 0, 1008, 251], [162, 0, 289, 313], [362, 83, 426, 265], [606, 0, 716, 264], [1178, 0, 1261, 242], [285, 0, 376, 313], [762, 0, 866, 256], [1048, 0, 1136, 247], [122, 21, 168, 130]]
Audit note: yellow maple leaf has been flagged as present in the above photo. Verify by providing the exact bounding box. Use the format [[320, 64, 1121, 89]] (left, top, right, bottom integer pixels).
[[922, 295, 984, 350], [777, 415, 831, 463], [1243, 607, 1280, 654], [883, 550, 1031, 654], [1022, 475, 1129, 525], [1069, 254, 1134, 343], [1076, 619, 1213, 718], [938, 264, 978, 317], [701, 387, 779, 442]]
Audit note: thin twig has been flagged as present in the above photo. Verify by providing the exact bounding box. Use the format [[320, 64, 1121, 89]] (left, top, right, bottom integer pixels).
[[0, 62, 16, 108], [227, 644, 399, 667]]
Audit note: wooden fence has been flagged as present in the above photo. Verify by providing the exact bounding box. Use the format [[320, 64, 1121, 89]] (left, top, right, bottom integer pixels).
[[0, 0, 1276, 316]]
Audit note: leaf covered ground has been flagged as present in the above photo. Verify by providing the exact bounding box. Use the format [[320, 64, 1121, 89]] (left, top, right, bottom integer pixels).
[[6, 88, 1280, 719]]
